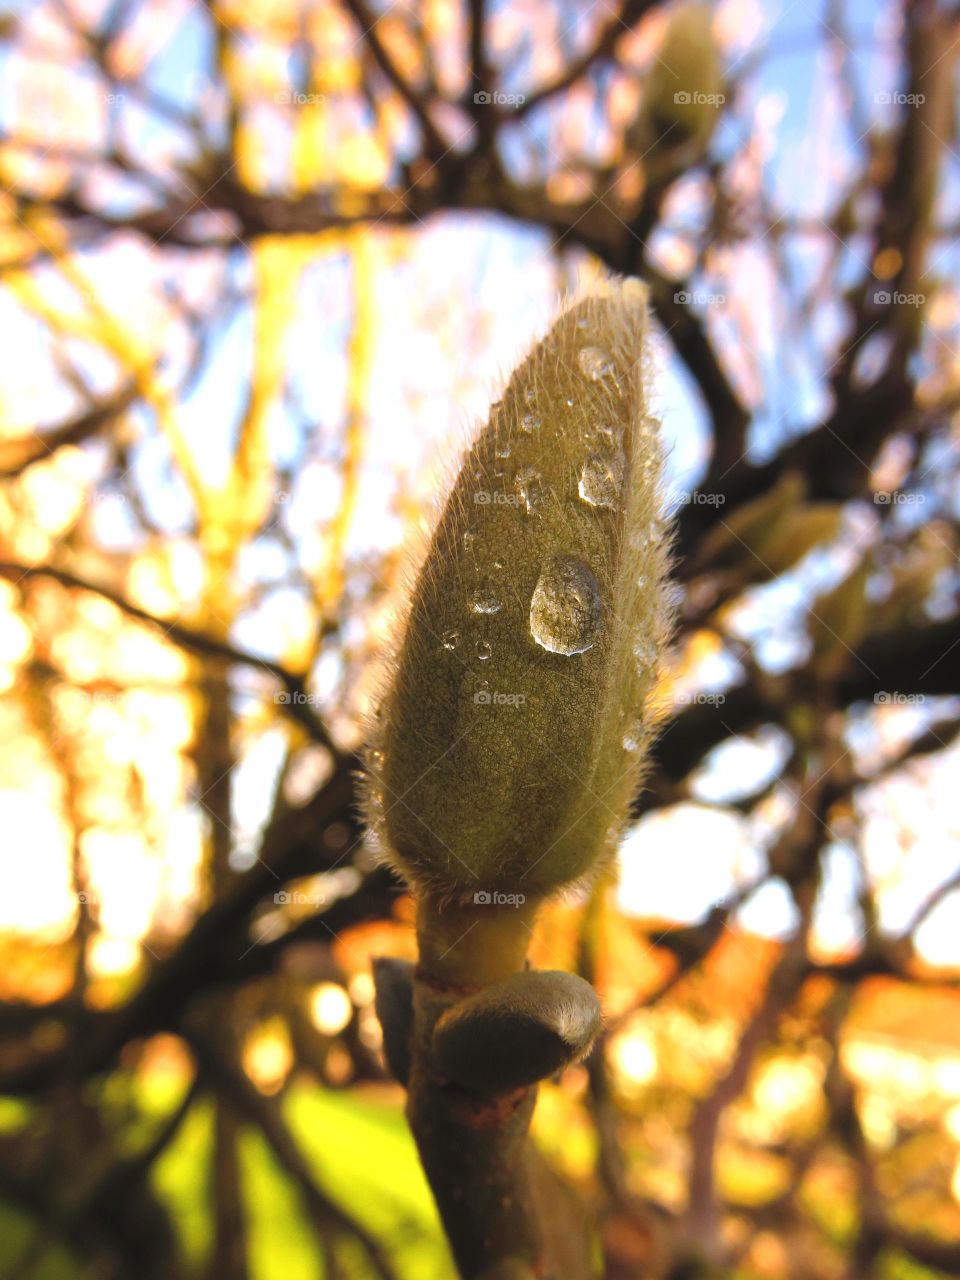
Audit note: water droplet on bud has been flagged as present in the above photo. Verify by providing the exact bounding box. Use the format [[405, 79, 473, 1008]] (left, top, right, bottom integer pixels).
[[470, 587, 502, 615], [529, 556, 602, 656], [579, 450, 626, 509], [578, 345, 615, 381], [515, 467, 546, 514]]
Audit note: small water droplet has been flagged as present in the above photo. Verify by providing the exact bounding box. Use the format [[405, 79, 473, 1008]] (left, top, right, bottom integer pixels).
[[442, 629, 461, 650], [525, 387, 538, 405], [495, 437, 512, 458], [565, 396, 575, 407], [463, 531, 476, 551], [470, 587, 502, 615], [634, 637, 657, 670], [520, 413, 541, 434], [515, 467, 546, 514], [623, 721, 644, 752], [529, 556, 602, 656], [575, 316, 590, 331], [578, 345, 615, 381], [493, 559, 505, 571], [476, 640, 492, 661], [578, 450, 626, 509], [595, 423, 620, 448]]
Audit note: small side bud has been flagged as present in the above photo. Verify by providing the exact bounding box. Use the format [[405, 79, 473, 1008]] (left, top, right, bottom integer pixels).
[[431, 970, 602, 1095], [372, 956, 414, 1085]]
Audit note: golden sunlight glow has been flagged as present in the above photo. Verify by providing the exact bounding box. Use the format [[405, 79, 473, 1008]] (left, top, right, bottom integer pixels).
[[609, 1027, 658, 1089], [310, 982, 353, 1035], [243, 1019, 294, 1094]]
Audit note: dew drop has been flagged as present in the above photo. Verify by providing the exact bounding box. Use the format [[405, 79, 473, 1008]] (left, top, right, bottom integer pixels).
[[529, 556, 602, 656], [525, 387, 538, 405], [476, 640, 492, 661], [495, 438, 512, 458], [622, 721, 644, 752], [493, 559, 505, 571], [515, 467, 546, 514], [520, 413, 541, 434], [578, 345, 615, 381], [463, 531, 476, 552], [564, 396, 575, 407], [442, 629, 461, 650], [470, 587, 502, 615], [578, 450, 626, 510], [634, 637, 657, 670]]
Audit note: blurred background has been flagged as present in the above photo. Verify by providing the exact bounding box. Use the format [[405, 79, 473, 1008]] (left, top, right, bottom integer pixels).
[[0, 0, 958, 1276]]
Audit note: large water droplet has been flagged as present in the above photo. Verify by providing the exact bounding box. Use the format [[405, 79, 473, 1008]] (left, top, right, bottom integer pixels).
[[515, 467, 545, 514], [470, 587, 502, 615], [442, 629, 461, 650], [529, 556, 602, 656], [579, 450, 626, 509], [578, 345, 615, 381]]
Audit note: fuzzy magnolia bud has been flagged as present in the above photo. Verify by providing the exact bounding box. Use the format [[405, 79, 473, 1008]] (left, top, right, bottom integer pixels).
[[629, 3, 724, 177], [696, 472, 842, 583], [365, 277, 671, 901]]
